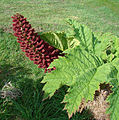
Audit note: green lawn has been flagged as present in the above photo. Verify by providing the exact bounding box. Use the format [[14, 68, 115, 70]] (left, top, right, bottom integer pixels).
[[0, 0, 119, 120], [0, 0, 119, 35]]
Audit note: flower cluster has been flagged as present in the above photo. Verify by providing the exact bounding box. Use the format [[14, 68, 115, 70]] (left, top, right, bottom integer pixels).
[[11, 13, 64, 72]]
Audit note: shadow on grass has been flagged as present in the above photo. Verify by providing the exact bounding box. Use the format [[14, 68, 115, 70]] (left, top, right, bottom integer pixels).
[[0, 64, 31, 88], [0, 64, 94, 120]]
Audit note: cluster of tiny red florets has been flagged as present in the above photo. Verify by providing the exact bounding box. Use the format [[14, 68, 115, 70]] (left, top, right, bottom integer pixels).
[[11, 13, 64, 72]]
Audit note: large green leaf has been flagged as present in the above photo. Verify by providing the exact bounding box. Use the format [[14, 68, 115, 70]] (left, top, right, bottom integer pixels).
[[41, 46, 115, 118], [67, 19, 94, 52], [106, 58, 119, 120], [107, 87, 119, 120], [94, 32, 119, 62], [67, 19, 119, 62], [40, 31, 80, 51], [40, 20, 119, 119]]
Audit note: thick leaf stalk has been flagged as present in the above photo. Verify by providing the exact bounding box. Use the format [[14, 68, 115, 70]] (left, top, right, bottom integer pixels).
[[11, 13, 64, 72]]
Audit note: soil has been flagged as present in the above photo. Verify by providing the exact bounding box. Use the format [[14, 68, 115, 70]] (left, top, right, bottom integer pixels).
[[83, 83, 112, 120]]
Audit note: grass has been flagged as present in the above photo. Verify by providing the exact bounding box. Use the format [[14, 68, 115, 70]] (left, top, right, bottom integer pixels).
[[0, 0, 119, 119], [0, 0, 119, 36]]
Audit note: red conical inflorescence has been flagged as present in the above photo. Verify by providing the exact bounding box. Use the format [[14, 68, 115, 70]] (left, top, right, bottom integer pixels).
[[11, 13, 64, 72]]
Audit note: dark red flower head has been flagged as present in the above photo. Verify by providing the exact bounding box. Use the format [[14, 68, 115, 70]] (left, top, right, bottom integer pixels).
[[11, 13, 64, 72]]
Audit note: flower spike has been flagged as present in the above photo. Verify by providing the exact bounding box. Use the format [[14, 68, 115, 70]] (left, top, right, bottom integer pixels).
[[11, 13, 64, 72]]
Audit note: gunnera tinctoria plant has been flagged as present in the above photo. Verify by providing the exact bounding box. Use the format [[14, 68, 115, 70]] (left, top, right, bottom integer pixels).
[[11, 13, 64, 72]]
